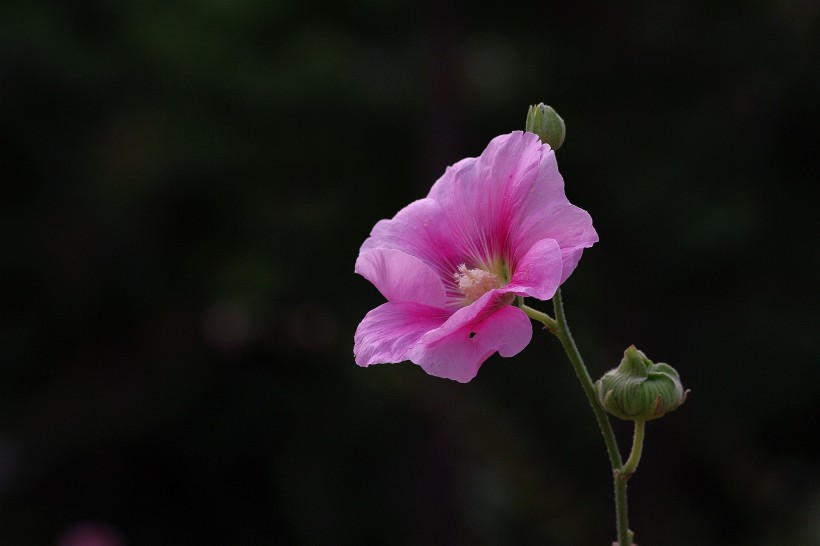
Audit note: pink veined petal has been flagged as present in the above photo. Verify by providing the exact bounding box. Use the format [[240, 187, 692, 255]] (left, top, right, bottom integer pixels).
[[426, 132, 543, 267], [354, 302, 450, 366], [419, 290, 508, 345], [410, 302, 532, 383], [355, 248, 446, 307], [509, 142, 598, 282], [558, 245, 589, 285], [360, 198, 462, 281], [502, 237, 564, 300]]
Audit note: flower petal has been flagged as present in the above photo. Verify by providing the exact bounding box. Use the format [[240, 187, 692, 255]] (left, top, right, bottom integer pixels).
[[355, 248, 446, 307], [360, 198, 460, 282], [558, 245, 590, 284], [354, 302, 450, 366], [410, 299, 532, 383], [510, 143, 598, 283], [503, 237, 563, 300], [426, 132, 543, 267]]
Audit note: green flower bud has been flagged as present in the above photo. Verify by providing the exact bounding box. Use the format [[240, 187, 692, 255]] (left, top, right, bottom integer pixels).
[[525, 103, 566, 150], [595, 346, 689, 421]]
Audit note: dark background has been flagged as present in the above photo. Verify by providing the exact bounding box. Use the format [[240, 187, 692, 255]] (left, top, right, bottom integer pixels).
[[2, 0, 819, 544]]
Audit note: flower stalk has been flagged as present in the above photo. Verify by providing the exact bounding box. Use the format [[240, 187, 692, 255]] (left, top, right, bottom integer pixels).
[[520, 303, 557, 333], [614, 420, 645, 546], [550, 289, 623, 472], [525, 288, 639, 546], [620, 419, 646, 478]]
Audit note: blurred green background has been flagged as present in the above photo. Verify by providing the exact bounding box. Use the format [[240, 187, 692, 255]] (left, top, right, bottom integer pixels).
[[2, 0, 819, 544]]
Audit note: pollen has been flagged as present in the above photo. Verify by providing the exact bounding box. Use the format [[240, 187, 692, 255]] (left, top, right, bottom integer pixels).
[[454, 264, 503, 302]]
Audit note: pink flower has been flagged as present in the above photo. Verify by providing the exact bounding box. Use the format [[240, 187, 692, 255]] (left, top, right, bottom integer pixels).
[[354, 131, 598, 382]]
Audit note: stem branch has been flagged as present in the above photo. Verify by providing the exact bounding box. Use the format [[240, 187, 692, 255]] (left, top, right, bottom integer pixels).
[[520, 304, 557, 332], [621, 419, 646, 477]]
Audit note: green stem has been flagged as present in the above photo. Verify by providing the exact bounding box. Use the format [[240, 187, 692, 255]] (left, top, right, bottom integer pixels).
[[530, 288, 634, 545], [615, 477, 631, 546], [520, 304, 557, 332], [550, 288, 622, 471], [612, 420, 645, 546], [621, 419, 646, 477]]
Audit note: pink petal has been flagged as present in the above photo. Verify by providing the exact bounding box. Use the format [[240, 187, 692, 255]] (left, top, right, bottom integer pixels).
[[426, 132, 543, 266], [410, 299, 532, 383], [418, 290, 508, 345], [510, 143, 598, 283], [355, 248, 446, 307], [354, 302, 450, 366], [502, 237, 563, 300], [360, 198, 461, 282], [558, 246, 589, 284]]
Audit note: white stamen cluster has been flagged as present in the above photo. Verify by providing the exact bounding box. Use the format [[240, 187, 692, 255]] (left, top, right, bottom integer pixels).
[[454, 264, 502, 302]]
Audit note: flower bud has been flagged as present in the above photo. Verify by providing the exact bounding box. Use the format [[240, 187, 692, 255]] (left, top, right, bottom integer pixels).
[[525, 103, 566, 150], [595, 346, 688, 421]]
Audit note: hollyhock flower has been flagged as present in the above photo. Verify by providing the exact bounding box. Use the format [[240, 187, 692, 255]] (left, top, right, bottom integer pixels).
[[354, 131, 598, 382]]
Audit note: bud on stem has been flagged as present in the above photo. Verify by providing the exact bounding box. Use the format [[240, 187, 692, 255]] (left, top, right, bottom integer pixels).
[[595, 346, 689, 422], [526, 103, 566, 150]]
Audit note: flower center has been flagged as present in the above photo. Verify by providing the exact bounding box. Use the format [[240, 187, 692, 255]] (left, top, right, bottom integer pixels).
[[454, 264, 503, 302]]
